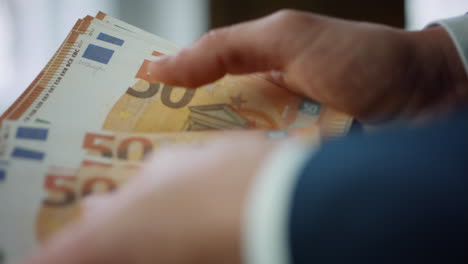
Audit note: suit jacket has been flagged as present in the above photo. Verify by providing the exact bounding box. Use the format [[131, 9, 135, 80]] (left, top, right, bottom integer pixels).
[[289, 109, 468, 262]]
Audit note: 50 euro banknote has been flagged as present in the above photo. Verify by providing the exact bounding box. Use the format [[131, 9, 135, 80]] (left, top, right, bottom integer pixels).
[[0, 13, 351, 137], [0, 11, 354, 264], [0, 120, 315, 264], [0, 155, 126, 263], [0, 119, 305, 168]]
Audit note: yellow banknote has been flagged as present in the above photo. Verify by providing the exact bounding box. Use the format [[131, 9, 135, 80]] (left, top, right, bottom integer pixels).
[[1, 14, 351, 137]]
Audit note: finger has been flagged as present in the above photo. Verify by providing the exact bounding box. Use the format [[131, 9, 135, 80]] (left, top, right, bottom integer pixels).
[[147, 10, 313, 87]]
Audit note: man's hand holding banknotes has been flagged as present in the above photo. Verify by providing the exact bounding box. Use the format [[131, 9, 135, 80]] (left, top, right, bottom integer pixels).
[[20, 9, 468, 264]]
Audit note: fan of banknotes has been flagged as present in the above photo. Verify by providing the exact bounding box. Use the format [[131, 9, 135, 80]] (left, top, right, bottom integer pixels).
[[0, 12, 352, 264]]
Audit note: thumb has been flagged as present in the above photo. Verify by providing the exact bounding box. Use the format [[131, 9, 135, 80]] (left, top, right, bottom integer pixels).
[[147, 10, 313, 88]]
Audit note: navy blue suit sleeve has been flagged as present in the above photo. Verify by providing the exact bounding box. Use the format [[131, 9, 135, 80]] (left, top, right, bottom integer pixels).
[[289, 110, 468, 263]]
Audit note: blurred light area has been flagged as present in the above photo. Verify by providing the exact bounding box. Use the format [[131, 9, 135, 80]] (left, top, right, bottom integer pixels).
[[0, 0, 208, 115], [406, 0, 468, 30], [119, 0, 209, 47], [0, 0, 14, 111]]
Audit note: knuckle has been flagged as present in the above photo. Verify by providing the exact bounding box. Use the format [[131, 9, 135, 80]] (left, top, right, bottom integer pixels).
[[176, 47, 192, 58], [274, 9, 299, 19], [273, 9, 301, 24], [197, 27, 234, 71], [199, 28, 230, 45], [271, 9, 317, 29]]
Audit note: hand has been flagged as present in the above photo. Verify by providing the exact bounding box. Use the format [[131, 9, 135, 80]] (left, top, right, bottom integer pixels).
[[21, 134, 275, 264], [149, 10, 468, 121]]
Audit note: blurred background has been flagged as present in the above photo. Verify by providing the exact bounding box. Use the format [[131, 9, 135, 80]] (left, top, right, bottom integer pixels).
[[0, 0, 467, 114]]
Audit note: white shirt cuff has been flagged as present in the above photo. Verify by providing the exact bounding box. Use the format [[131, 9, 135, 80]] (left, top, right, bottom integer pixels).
[[431, 14, 468, 75], [244, 140, 318, 264]]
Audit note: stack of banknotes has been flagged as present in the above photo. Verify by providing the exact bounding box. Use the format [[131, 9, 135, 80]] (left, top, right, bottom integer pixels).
[[0, 12, 352, 264]]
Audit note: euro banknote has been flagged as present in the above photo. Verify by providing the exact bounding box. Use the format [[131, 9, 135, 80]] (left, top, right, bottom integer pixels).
[[0, 13, 351, 137], [0, 11, 353, 264], [0, 154, 132, 263], [0, 119, 318, 263]]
